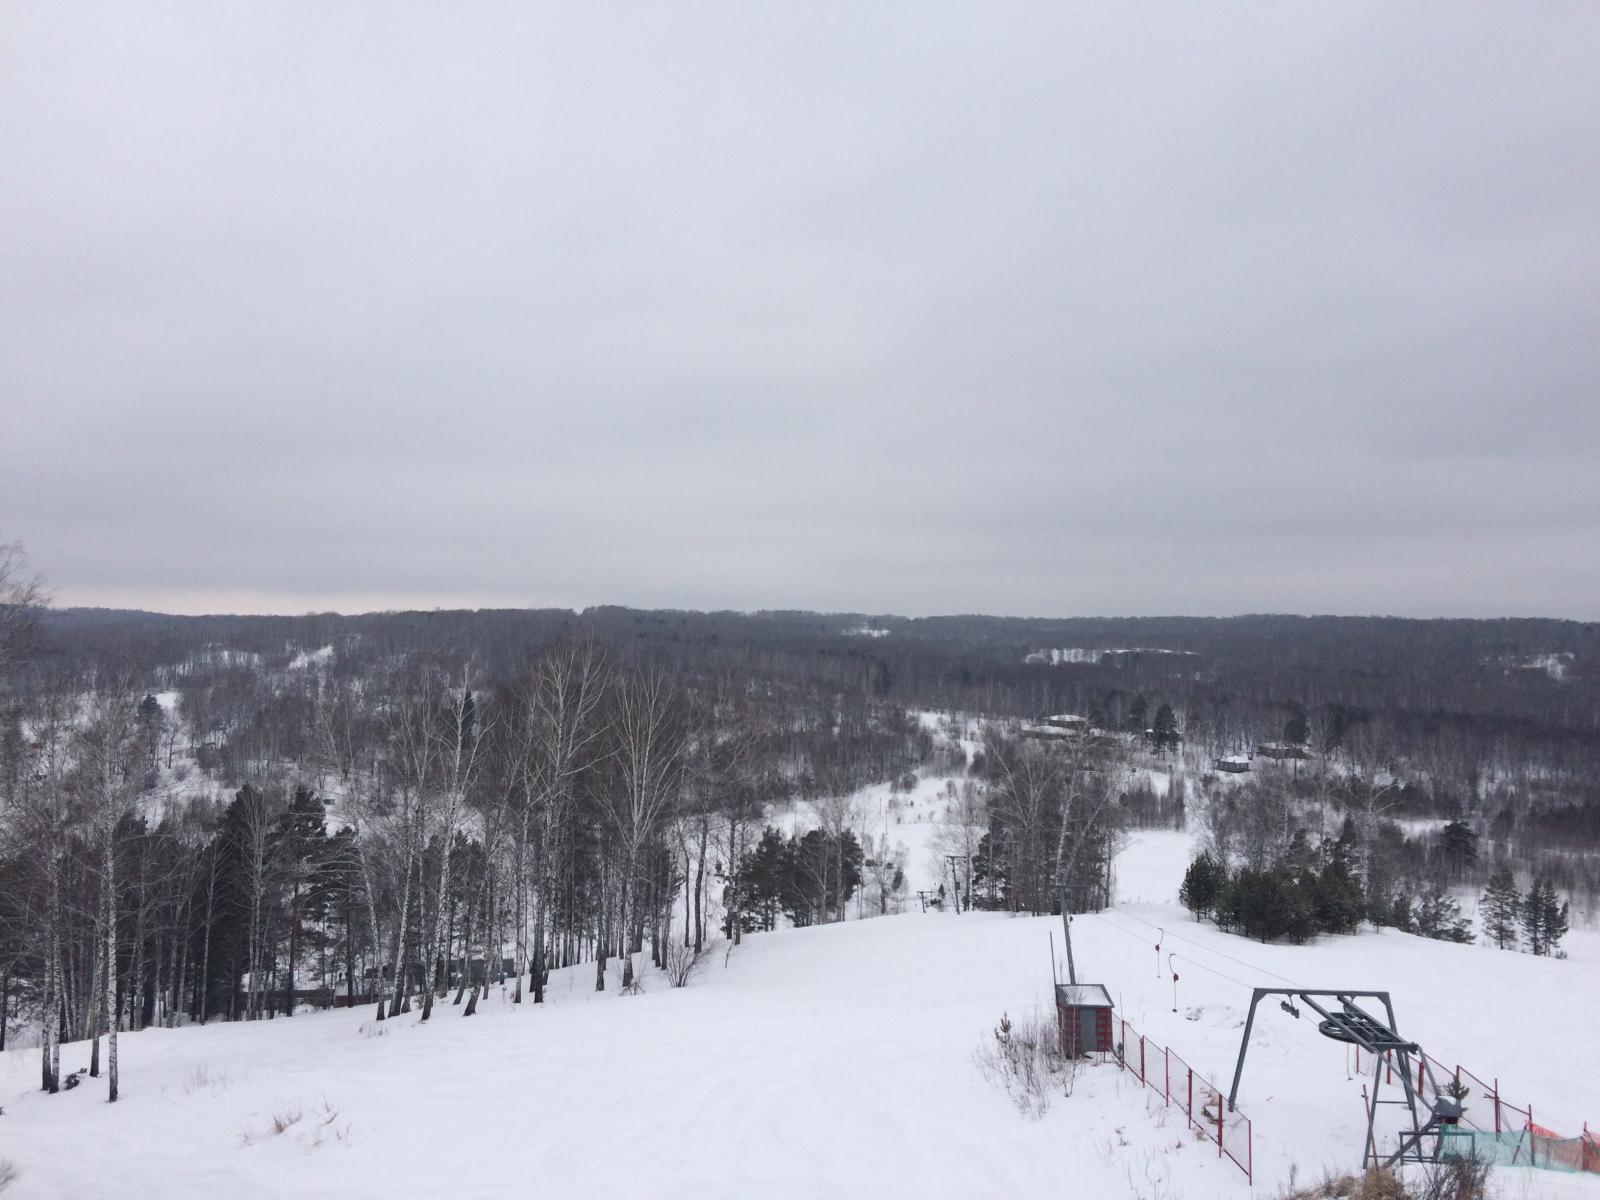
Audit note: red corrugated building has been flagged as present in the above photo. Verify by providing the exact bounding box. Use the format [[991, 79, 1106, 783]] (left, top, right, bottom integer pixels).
[[1056, 982, 1114, 1056]]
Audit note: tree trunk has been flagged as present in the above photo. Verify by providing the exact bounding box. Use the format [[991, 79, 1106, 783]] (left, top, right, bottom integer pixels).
[[390, 840, 415, 1017], [284, 884, 299, 1018], [693, 823, 708, 954], [512, 817, 528, 1003], [87, 898, 103, 1077], [104, 831, 119, 1103], [42, 905, 59, 1092]]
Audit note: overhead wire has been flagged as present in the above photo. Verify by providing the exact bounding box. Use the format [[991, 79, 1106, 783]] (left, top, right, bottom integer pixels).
[[1085, 912, 1259, 991], [1104, 906, 1306, 989]]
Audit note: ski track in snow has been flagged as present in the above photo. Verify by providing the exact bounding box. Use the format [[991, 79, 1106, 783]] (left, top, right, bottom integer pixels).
[[2, 832, 1596, 1199]]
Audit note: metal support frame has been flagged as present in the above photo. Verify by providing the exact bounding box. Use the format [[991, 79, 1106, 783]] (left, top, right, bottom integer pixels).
[[1228, 988, 1455, 1169]]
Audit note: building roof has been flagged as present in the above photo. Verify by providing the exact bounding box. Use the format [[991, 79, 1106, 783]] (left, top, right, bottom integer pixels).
[[1020, 723, 1075, 739], [1055, 982, 1113, 1008]]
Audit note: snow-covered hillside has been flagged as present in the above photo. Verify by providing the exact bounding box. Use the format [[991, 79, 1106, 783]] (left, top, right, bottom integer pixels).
[[2, 833, 1596, 1199]]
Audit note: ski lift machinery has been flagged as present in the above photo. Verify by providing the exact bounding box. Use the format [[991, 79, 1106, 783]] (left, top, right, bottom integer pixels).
[[1227, 989, 1464, 1169]]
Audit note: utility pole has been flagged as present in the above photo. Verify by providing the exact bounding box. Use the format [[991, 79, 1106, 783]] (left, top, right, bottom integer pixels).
[[945, 853, 972, 913], [1056, 877, 1077, 985]]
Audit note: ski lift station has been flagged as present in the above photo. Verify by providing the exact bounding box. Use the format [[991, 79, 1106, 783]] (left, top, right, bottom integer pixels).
[[1055, 982, 1114, 1057]]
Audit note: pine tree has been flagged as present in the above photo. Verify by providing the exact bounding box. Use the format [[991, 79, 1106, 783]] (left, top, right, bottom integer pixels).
[[1128, 694, 1150, 735], [1438, 821, 1478, 882], [1283, 711, 1310, 747], [1179, 852, 1225, 920], [1389, 892, 1415, 934], [1479, 869, 1520, 950], [1222, 868, 1292, 943], [1521, 880, 1547, 956], [1524, 879, 1568, 958], [1152, 703, 1180, 753], [1313, 854, 1365, 935], [1416, 882, 1472, 943]]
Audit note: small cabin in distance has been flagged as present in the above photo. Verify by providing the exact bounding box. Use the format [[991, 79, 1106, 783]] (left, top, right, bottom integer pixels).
[[1043, 713, 1089, 732], [1214, 754, 1252, 774], [1055, 982, 1114, 1057], [1022, 713, 1091, 743], [1256, 742, 1311, 761]]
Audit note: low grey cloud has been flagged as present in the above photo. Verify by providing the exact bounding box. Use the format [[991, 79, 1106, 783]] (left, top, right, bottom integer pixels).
[[3, 3, 1596, 618]]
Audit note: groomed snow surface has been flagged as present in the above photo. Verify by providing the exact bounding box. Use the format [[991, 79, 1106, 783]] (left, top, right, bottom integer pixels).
[[3, 832, 1596, 1199]]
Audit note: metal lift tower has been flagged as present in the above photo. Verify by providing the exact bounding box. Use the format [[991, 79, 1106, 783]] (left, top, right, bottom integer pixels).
[[1227, 988, 1463, 1168]]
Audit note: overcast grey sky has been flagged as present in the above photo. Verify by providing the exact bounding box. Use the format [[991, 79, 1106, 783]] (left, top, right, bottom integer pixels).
[[3, 4, 1596, 619]]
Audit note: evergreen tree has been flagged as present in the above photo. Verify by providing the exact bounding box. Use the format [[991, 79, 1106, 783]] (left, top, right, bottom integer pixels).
[[1178, 852, 1225, 920], [1283, 872, 1318, 944], [1523, 879, 1568, 957], [1438, 821, 1478, 881], [1415, 882, 1472, 943], [1282, 711, 1310, 747], [135, 693, 163, 781], [1389, 892, 1415, 934], [1313, 853, 1365, 935], [1479, 869, 1520, 950], [1220, 868, 1292, 943], [727, 826, 790, 934], [1127, 694, 1149, 734], [1284, 829, 1317, 879], [1520, 881, 1545, 955], [1151, 703, 1180, 753]]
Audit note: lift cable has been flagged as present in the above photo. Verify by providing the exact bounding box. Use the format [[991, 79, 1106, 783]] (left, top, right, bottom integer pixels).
[[1102, 907, 1306, 989]]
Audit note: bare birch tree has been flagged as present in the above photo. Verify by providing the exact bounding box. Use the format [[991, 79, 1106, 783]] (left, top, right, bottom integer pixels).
[[599, 671, 684, 989]]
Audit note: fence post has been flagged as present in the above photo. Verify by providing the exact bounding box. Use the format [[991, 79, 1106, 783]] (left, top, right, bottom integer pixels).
[[1247, 1118, 1253, 1184], [1494, 1079, 1501, 1135], [1188, 1068, 1193, 1127], [1140, 1036, 1146, 1086], [1165, 1046, 1170, 1105], [1218, 1095, 1224, 1157], [1417, 1057, 1424, 1096]]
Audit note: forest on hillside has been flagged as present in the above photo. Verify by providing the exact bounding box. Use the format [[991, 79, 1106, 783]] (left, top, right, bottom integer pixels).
[[2, 560, 1598, 1103]]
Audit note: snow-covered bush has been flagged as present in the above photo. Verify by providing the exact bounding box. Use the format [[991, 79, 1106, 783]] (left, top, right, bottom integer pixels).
[[973, 1009, 1077, 1119]]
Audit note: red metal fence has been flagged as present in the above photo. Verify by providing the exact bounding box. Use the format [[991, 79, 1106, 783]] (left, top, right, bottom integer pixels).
[[1112, 1016, 1253, 1183], [1351, 1046, 1600, 1175]]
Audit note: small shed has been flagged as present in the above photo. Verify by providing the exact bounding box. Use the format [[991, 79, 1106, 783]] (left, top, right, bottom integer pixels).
[[1055, 982, 1114, 1057], [1043, 713, 1090, 732], [1214, 754, 1252, 774], [1256, 742, 1311, 761]]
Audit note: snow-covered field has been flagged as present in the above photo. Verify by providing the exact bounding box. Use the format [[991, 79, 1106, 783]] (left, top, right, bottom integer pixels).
[[3, 832, 1596, 1199]]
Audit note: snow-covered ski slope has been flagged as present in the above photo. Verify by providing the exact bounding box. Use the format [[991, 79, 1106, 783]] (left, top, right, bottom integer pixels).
[[2, 833, 1596, 1199]]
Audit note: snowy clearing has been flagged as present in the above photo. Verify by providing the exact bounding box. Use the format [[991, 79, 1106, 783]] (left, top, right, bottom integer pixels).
[[2, 832, 1596, 1199]]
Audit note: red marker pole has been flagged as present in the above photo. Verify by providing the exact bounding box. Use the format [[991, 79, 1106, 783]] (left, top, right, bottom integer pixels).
[[1168, 954, 1180, 1011]]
